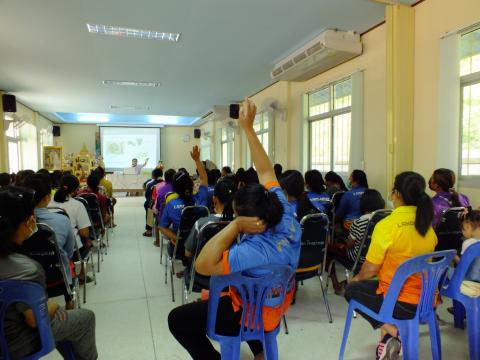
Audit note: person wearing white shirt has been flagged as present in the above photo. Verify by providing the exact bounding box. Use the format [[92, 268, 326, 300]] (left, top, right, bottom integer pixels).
[[132, 158, 149, 175]]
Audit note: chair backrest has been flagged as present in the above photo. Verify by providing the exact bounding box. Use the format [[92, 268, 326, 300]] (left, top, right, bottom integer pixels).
[[321, 200, 334, 228], [74, 197, 99, 240], [351, 209, 392, 274], [207, 265, 294, 343], [380, 250, 456, 323], [435, 207, 466, 253], [0, 280, 56, 359], [442, 241, 480, 299], [189, 221, 229, 291], [296, 213, 329, 276], [331, 191, 345, 210], [173, 206, 210, 260], [47, 207, 70, 219], [76, 193, 103, 229]]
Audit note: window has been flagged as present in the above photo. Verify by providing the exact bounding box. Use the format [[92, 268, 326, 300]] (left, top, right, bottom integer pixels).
[[220, 127, 235, 169], [308, 78, 352, 173], [460, 28, 480, 176], [245, 112, 273, 167], [6, 124, 20, 173]]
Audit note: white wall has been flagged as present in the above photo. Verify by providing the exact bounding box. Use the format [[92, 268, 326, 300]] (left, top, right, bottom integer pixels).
[[54, 124, 98, 156]]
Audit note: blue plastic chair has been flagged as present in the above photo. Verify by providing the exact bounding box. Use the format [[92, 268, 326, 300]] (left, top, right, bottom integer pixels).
[[339, 250, 456, 360], [442, 242, 480, 360], [207, 265, 294, 360], [0, 280, 56, 360]]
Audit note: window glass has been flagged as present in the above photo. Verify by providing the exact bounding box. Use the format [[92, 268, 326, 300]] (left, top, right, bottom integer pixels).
[[460, 28, 480, 76], [334, 79, 352, 110], [8, 141, 20, 173], [309, 87, 330, 117], [461, 82, 480, 175], [310, 118, 331, 173]]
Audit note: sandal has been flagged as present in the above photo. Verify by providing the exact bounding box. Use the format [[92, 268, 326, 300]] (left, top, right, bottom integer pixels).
[[142, 231, 153, 237]]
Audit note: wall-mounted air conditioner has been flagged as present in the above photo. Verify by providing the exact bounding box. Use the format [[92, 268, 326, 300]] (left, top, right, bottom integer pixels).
[[270, 29, 362, 82]]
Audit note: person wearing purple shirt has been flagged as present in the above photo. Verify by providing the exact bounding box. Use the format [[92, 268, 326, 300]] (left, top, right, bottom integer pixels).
[[154, 169, 175, 247], [429, 168, 470, 228]]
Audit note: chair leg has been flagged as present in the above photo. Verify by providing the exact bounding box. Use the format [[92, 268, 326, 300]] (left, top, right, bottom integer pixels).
[[264, 332, 279, 360], [428, 312, 442, 360], [91, 256, 97, 284], [181, 275, 186, 305], [465, 303, 480, 360], [397, 321, 419, 360], [319, 275, 333, 323], [453, 299, 466, 329], [164, 255, 168, 285], [160, 234, 164, 265], [325, 261, 334, 292], [219, 338, 241, 360], [282, 315, 289, 335], [82, 261, 87, 304], [338, 304, 355, 360], [170, 260, 175, 302]]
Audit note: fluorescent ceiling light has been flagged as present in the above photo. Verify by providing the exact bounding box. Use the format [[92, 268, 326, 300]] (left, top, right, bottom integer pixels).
[[87, 24, 180, 42], [148, 115, 185, 125], [110, 105, 151, 110], [102, 80, 161, 87], [78, 114, 109, 123]]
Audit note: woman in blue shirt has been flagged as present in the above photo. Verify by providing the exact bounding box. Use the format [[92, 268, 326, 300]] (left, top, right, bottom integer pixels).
[[159, 146, 209, 250], [279, 170, 319, 221], [336, 169, 369, 230], [305, 169, 330, 212], [168, 99, 301, 360]]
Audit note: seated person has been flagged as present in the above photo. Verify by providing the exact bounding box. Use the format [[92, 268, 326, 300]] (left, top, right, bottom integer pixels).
[[153, 169, 176, 244], [206, 168, 222, 210], [143, 168, 164, 237], [221, 166, 232, 178], [304, 169, 330, 212], [23, 174, 76, 308], [335, 169, 369, 230], [184, 178, 236, 258], [344, 171, 437, 359], [455, 209, 480, 283], [428, 168, 470, 228], [0, 172, 11, 188], [0, 187, 98, 360], [159, 147, 208, 252], [324, 171, 348, 198], [50, 174, 93, 252], [328, 189, 385, 294], [274, 163, 283, 180], [78, 173, 110, 226], [168, 99, 301, 360], [279, 170, 319, 221]]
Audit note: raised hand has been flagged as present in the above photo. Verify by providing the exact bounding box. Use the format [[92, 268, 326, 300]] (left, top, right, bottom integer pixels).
[[190, 145, 201, 161], [239, 98, 257, 130]]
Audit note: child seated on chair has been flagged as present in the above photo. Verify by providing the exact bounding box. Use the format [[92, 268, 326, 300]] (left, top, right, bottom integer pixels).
[[328, 189, 385, 294], [456, 210, 480, 285], [0, 187, 97, 360]]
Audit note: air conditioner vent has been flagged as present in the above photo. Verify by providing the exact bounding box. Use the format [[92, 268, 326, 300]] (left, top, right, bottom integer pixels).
[[270, 29, 362, 82]]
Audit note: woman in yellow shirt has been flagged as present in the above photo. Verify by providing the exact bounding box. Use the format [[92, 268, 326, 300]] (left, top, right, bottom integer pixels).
[[344, 171, 437, 360]]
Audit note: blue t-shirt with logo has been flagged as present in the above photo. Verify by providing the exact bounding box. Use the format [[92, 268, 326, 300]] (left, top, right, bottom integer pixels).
[[307, 191, 329, 213], [335, 186, 367, 221], [206, 185, 215, 209], [160, 185, 209, 233], [224, 186, 301, 273]]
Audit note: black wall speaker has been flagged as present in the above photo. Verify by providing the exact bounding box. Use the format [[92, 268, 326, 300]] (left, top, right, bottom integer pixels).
[[194, 129, 201, 139], [52, 125, 61, 137], [2, 94, 17, 113]]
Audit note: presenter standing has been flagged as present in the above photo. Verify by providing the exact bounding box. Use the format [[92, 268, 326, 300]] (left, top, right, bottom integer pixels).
[[131, 158, 149, 175]]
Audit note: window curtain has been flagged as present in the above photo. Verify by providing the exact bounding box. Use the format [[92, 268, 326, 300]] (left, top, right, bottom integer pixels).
[[348, 71, 364, 172], [19, 122, 38, 171], [436, 34, 461, 170]]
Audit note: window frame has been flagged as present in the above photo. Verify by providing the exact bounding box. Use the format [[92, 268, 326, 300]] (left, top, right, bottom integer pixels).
[[307, 77, 352, 175], [5, 124, 20, 173], [245, 111, 274, 167], [220, 127, 235, 169], [458, 27, 480, 185]]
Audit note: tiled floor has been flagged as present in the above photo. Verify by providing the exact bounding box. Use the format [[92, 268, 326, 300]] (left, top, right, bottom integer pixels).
[[44, 197, 469, 359]]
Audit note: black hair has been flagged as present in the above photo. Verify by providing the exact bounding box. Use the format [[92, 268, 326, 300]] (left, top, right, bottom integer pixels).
[[351, 169, 369, 188], [208, 169, 222, 186], [463, 209, 480, 228], [429, 168, 461, 207], [222, 166, 232, 175], [51, 170, 63, 189], [234, 184, 283, 229], [96, 166, 106, 178], [54, 174, 80, 203], [0, 187, 36, 256], [213, 178, 236, 220], [164, 169, 176, 184], [173, 170, 194, 206], [132, 158, 138, 161], [178, 168, 189, 176], [239, 167, 259, 186], [14, 170, 35, 186], [36, 168, 50, 175], [325, 171, 348, 191], [152, 168, 163, 179], [304, 170, 326, 193], [274, 164, 283, 179], [360, 189, 385, 214], [87, 173, 101, 193], [23, 173, 52, 205], [234, 168, 245, 188], [393, 171, 433, 236], [280, 170, 318, 220], [0, 173, 10, 187]]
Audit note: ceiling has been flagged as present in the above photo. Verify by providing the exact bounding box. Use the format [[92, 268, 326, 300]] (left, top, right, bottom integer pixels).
[[0, 0, 418, 126]]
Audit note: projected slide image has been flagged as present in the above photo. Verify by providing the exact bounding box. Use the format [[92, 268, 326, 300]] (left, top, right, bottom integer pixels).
[[100, 127, 160, 171]]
